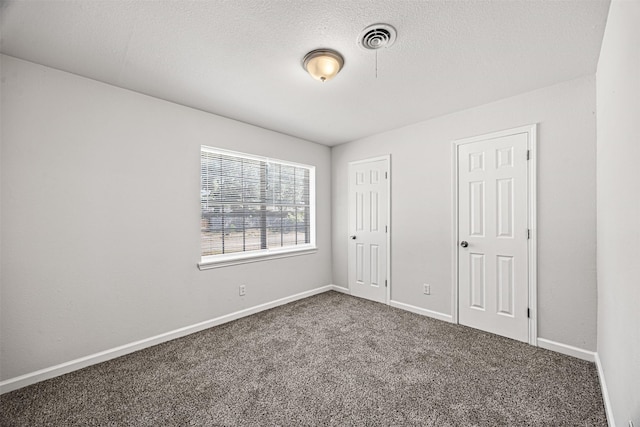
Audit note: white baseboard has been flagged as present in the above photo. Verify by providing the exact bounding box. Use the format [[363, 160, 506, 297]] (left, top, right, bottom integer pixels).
[[536, 340, 614, 426], [536, 338, 596, 362], [329, 284, 350, 294], [389, 300, 453, 323], [0, 284, 334, 395], [594, 352, 616, 427]]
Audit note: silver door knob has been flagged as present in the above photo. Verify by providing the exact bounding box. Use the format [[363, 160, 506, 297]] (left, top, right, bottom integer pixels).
[[350, 235, 356, 240], [460, 241, 469, 248]]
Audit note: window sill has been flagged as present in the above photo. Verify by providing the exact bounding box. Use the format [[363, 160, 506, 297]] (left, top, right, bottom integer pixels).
[[197, 246, 317, 270]]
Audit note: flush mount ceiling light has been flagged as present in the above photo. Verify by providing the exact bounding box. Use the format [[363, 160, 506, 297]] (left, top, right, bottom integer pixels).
[[302, 49, 344, 82]]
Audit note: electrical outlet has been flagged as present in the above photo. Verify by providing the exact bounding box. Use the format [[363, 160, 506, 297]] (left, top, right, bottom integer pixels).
[[239, 285, 246, 296], [423, 284, 430, 295]]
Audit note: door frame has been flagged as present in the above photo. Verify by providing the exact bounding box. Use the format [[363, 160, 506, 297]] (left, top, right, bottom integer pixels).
[[451, 125, 537, 345], [347, 155, 392, 304]]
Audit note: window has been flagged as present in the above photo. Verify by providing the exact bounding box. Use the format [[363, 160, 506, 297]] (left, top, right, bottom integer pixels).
[[199, 146, 316, 268]]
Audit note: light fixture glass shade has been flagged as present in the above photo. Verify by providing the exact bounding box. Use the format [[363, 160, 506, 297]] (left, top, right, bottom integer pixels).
[[303, 49, 344, 82]]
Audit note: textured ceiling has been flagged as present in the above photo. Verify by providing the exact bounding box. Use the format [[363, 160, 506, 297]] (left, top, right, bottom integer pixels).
[[0, 0, 610, 146]]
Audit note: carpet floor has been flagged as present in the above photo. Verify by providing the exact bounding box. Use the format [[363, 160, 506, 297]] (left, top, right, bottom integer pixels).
[[0, 291, 607, 426]]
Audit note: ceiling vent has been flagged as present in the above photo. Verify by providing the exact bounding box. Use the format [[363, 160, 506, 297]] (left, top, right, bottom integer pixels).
[[358, 24, 397, 50]]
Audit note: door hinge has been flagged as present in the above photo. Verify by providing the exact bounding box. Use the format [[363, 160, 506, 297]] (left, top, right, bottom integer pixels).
[[385, 171, 388, 179], [527, 150, 530, 160], [385, 225, 388, 233], [527, 229, 530, 239], [527, 308, 530, 318], [385, 279, 388, 288]]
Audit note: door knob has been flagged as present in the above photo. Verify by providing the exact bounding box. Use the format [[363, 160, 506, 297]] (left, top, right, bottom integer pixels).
[[460, 241, 469, 248], [350, 235, 356, 240]]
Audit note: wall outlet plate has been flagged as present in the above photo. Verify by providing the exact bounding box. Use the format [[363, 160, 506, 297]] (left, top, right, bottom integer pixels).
[[423, 284, 430, 295], [239, 285, 246, 296]]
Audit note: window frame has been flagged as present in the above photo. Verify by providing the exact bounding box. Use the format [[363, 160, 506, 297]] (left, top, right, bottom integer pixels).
[[198, 146, 316, 270]]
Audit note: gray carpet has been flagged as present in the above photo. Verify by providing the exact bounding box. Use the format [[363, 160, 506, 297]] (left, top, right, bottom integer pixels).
[[0, 291, 606, 426]]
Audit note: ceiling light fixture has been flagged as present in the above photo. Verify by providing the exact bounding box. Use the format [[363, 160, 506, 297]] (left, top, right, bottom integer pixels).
[[302, 49, 344, 82]]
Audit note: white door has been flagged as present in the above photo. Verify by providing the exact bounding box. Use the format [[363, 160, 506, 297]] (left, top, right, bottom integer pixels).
[[348, 157, 389, 304], [458, 132, 529, 342]]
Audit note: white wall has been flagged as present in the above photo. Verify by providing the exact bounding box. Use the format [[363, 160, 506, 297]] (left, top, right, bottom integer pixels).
[[0, 55, 332, 381], [596, 0, 640, 424], [332, 75, 598, 351]]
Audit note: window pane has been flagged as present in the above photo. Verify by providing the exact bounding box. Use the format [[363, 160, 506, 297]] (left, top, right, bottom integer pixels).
[[266, 206, 283, 249], [297, 206, 310, 244], [220, 157, 243, 202], [219, 204, 241, 254], [244, 205, 264, 251], [243, 160, 263, 203], [201, 154, 221, 205], [295, 167, 309, 205], [279, 165, 295, 204], [201, 214, 222, 256], [266, 163, 280, 204], [281, 206, 297, 246], [201, 146, 314, 260]]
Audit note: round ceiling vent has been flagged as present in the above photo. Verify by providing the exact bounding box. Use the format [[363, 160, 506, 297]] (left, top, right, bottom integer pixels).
[[358, 23, 397, 50]]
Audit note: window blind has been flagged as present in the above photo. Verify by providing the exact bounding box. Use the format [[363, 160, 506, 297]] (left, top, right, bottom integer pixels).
[[201, 146, 314, 260]]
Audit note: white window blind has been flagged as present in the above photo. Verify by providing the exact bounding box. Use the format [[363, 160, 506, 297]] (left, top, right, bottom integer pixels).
[[200, 146, 315, 265]]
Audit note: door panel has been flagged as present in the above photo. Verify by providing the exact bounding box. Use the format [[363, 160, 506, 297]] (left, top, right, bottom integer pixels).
[[470, 253, 486, 309], [349, 158, 389, 304], [497, 255, 514, 315], [469, 181, 485, 236], [458, 133, 528, 342]]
